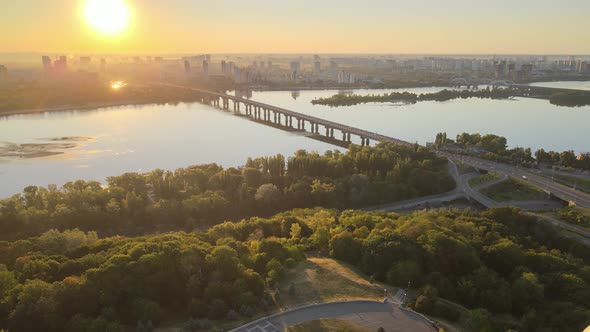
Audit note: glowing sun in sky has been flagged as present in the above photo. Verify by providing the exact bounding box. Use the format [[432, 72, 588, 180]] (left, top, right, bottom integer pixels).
[[84, 0, 131, 36]]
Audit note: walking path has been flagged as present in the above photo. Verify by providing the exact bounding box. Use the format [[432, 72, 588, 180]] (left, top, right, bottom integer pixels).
[[228, 300, 435, 332]]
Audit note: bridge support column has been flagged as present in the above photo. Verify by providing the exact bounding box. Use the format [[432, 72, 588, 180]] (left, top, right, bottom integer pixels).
[[361, 137, 365, 146]]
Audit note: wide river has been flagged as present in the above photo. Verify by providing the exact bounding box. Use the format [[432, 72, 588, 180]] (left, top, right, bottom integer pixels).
[[1, 81, 589, 197]]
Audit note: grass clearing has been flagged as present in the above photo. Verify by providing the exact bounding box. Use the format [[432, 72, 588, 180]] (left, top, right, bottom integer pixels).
[[276, 257, 385, 308], [286, 319, 370, 332], [481, 178, 547, 202], [468, 172, 501, 188]]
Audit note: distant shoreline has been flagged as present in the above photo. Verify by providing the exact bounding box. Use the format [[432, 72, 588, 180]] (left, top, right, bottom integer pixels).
[[2, 79, 588, 117], [0, 99, 148, 117]]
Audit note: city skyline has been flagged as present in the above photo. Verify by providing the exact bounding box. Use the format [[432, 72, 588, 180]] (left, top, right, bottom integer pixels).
[[2, 0, 590, 55]]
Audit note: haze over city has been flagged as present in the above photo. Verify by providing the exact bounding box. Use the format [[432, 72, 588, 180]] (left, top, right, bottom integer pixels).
[[1, 1, 590, 332]]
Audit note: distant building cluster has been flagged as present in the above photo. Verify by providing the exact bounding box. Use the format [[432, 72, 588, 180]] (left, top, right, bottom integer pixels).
[[0, 65, 7, 80], [12, 53, 588, 87]]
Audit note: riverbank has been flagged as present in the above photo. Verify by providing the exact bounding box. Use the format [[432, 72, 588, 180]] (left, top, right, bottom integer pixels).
[[0, 99, 152, 117]]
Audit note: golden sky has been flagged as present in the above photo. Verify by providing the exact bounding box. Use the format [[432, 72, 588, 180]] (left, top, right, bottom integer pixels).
[[2, 0, 590, 55]]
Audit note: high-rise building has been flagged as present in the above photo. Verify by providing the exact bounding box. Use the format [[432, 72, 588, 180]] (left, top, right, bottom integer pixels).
[[290, 61, 301, 72], [42, 56, 52, 72], [314, 61, 321, 73], [202, 60, 209, 79], [0, 65, 7, 80], [228, 62, 235, 78], [54, 56, 67, 76], [184, 60, 191, 76], [100, 58, 107, 72], [221, 60, 227, 75]]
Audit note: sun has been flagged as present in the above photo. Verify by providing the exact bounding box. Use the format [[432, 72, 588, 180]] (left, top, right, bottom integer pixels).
[[84, 0, 131, 36]]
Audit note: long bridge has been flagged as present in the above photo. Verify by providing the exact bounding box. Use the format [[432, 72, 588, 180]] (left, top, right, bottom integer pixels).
[[166, 83, 590, 209], [166, 83, 411, 148]]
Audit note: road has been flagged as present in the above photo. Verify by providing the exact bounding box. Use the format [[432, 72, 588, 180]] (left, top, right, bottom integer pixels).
[[439, 152, 590, 209], [228, 300, 435, 332]]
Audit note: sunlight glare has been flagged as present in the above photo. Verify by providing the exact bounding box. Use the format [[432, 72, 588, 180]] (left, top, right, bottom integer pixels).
[[111, 81, 127, 90], [84, 0, 130, 36]]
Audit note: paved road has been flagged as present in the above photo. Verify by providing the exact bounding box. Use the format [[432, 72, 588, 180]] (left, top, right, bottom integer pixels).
[[229, 300, 435, 332], [440, 152, 590, 209]]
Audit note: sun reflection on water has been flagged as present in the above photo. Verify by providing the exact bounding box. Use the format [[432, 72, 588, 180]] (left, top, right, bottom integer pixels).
[[111, 81, 127, 90]]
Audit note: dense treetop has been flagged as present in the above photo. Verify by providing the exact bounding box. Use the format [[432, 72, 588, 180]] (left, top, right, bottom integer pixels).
[[0, 143, 453, 241], [311, 88, 514, 107], [1, 207, 589, 331]]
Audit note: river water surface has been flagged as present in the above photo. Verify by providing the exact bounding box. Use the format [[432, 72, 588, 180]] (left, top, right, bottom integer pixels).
[[1, 81, 589, 198]]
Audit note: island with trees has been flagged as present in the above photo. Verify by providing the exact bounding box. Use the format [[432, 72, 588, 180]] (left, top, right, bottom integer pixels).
[[549, 91, 590, 107], [311, 88, 515, 107]]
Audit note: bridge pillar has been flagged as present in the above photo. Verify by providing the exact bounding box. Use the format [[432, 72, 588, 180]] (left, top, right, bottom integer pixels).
[[366, 138, 370, 146], [325, 126, 329, 136]]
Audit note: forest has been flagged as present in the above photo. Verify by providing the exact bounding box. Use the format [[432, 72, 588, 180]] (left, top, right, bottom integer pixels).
[[0, 143, 454, 241], [310, 88, 515, 107], [1, 207, 589, 331]]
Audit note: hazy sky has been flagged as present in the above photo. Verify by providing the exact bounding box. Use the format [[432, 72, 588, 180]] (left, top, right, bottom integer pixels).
[[2, 0, 589, 54]]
